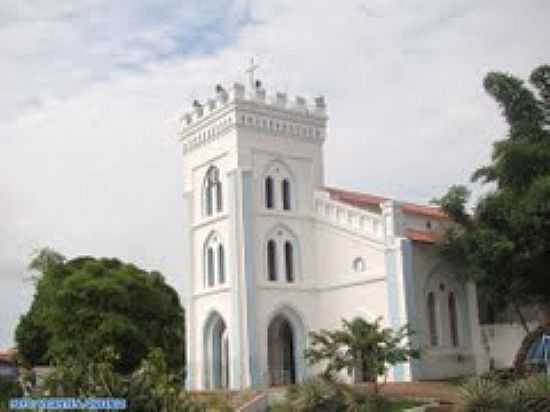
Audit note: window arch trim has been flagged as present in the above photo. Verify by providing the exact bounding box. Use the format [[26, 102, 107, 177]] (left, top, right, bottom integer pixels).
[[262, 159, 296, 211], [264, 224, 301, 283], [203, 166, 223, 217], [203, 231, 226, 288], [423, 268, 465, 349]]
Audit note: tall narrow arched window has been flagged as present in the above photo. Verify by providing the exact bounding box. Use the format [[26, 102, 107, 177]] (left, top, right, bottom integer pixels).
[[427, 292, 438, 347], [205, 185, 213, 216], [282, 179, 291, 210], [204, 166, 222, 217], [204, 232, 225, 288], [216, 179, 223, 212], [267, 240, 277, 281], [262, 160, 295, 211], [218, 244, 225, 284], [284, 241, 294, 282], [207, 247, 215, 287], [265, 177, 274, 209], [448, 292, 459, 347]]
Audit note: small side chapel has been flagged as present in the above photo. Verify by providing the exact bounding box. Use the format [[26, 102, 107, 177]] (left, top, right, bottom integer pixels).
[[179, 64, 487, 390]]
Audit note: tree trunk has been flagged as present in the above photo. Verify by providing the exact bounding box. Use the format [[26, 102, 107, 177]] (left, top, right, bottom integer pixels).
[[514, 303, 530, 334], [513, 325, 550, 370]]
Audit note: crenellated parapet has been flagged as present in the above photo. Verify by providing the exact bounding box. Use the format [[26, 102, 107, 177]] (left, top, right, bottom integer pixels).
[[178, 81, 328, 155]]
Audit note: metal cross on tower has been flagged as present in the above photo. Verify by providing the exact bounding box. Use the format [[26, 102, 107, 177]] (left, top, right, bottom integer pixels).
[[245, 58, 259, 89]]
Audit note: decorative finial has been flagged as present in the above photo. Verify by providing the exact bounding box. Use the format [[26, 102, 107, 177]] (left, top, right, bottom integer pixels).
[[245, 58, 259, 90]]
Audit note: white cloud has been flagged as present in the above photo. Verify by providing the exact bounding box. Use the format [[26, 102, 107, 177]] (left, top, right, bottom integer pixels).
[[1, 0, 549, 348]]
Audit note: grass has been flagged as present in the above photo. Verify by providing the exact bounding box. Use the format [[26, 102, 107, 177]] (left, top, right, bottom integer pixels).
[[386, 399, 425, 411]]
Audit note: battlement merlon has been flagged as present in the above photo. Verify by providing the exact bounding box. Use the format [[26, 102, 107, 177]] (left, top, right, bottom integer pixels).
[[178, 82, 328, 142]]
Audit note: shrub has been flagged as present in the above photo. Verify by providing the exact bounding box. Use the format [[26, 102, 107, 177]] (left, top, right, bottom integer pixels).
[[459, 378, 505, 412], [506, 374, 550, 412], [460, 374, 550, 412], [340, 386, 389, 412], [40, 347, 205, 412], [284, 376, 342, 412], [272, 376, 400, 412], [0, 376, 23, 410]]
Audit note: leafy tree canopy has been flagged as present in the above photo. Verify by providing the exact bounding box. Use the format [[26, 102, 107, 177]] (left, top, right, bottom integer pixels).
[[433, 65, 550, 329], [15, 249, 185, 374]]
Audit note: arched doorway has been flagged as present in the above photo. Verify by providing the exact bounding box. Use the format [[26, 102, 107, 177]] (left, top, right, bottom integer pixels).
[[203, 312, 230, 389], [268, 315, 296, 386]]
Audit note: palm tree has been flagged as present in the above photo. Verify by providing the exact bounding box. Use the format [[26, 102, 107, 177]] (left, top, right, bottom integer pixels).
[[304, 317, 418, 388]]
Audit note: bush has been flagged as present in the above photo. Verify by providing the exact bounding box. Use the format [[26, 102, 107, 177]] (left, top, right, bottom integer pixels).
[[460, 374, 550, 412], [340, 386, 392, 412], [505, 374, 550, 412], [40, 347, 206, 412], [270, 376, 405, 412], [0, 376, 23, 409], [460, 378, 505, 411], [283, 376, 342, 412]]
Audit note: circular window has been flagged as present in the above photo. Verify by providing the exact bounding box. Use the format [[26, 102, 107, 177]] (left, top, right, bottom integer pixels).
[[353, 257, 366, 272]]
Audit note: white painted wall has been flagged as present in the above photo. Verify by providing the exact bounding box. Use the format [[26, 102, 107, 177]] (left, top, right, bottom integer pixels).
[[481, 322, 538, 370]]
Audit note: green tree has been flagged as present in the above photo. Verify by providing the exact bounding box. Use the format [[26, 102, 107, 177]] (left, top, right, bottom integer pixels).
[[433, 65, 550, 332], [40, 347, 205, 412], [304, 317, 418, 388], [15, 249, 185, 374]]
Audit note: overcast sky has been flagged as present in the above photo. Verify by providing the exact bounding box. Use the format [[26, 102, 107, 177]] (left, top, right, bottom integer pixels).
[[1, 0, 549, 349]]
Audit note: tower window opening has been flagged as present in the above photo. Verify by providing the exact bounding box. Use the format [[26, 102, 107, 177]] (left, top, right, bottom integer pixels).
[[285, 241, 294, 282], [449, 292, 460, 347], [427, 292, 438, 347], [204, 166, 223, 217], [267, 240, 277, 281], [265, 177, 274, 209], [282, 179, 291, 210], [207, 247, 215, 287], [218, 244, 225, 284]]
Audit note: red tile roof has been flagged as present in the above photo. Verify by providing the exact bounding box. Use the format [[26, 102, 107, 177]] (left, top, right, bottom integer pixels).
[[326, 187, 447, 219], [404, 228, 439, 243], [326, 187, 386, 208], [0, 352, 13, 363]]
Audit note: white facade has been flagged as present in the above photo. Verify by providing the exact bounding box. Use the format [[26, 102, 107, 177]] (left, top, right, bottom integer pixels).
[[179, 78, 489, 390]]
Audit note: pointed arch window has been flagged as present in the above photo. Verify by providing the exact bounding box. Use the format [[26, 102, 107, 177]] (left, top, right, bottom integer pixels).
[[265, 177, 274, 209], [267, 240, 277, 281], [266, 226, 300, 283], [284, 241, 294, 282], [218, 244, 225, 284], [203, 232, 226, 288], [282, 179, 291, 210], [207, 247, 215, 287], [448, 292, 459, 347], [427, 292, 438, 347], [204, 166, 222, 217], [262, 161, 295, 211]]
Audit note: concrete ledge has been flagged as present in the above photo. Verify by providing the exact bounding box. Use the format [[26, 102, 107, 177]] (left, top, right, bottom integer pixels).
[[237, 392, 268, 412]]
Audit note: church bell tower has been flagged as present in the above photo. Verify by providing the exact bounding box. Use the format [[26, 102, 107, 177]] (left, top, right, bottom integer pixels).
[[179, 62, 328, 390]]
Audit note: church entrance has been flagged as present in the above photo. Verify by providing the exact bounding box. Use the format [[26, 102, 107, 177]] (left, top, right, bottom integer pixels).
[[204, 312, 230, 389], [268, 315, 296, 386]]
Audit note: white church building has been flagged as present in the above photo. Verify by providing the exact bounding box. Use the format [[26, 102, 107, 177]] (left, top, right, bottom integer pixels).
[[179, 69, 516, 390]]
